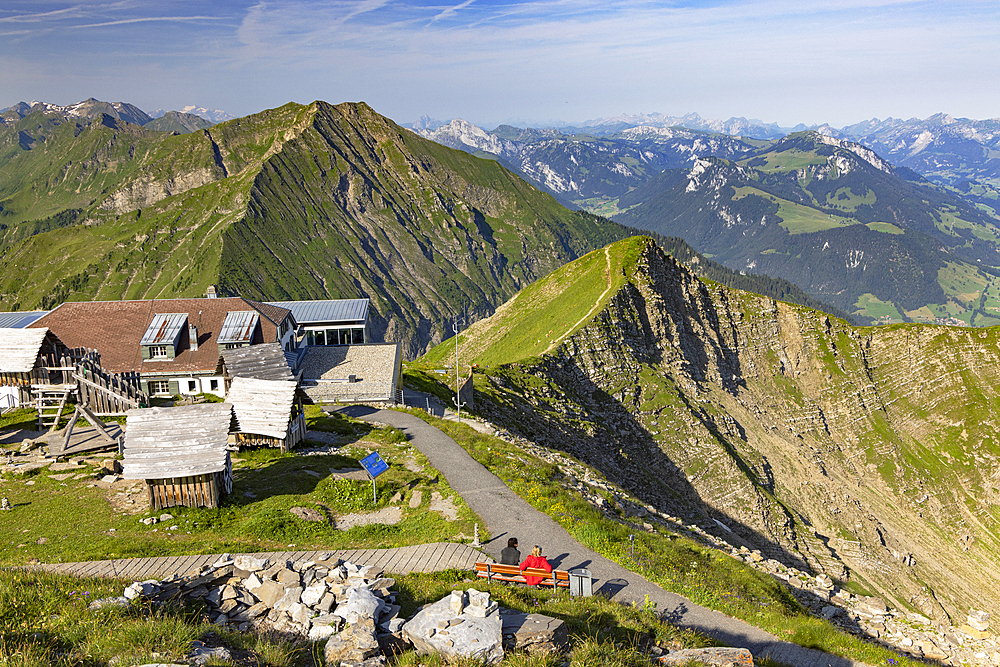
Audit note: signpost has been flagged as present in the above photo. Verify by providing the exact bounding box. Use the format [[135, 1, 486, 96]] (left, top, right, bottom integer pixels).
[[360, 451, 389, 503]]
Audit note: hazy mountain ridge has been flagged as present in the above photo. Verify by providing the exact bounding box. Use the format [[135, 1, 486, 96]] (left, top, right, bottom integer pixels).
[[615, 132, 1000, 325], [417, 119, 760, 205], [1, 97, 215, 133], [441, 236, 1000, 627]]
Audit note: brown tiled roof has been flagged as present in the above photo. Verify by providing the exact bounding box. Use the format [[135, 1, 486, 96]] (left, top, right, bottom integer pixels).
[[245, 299, 296, 327], [29, 298, 291, 375]]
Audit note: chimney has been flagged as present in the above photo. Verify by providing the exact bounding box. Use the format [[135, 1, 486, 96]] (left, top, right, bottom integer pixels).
[[206, 285, 217, 298], [189, 324, 199, 351]]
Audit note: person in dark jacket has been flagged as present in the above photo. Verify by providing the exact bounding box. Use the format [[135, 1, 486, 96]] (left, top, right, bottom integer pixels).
[[520, 545, 552, 585], [499, 538, 520, 565]]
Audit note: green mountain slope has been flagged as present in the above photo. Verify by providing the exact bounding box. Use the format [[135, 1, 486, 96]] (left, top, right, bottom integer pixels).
[[0, 102, 852, 357], [616, 132, 1000, 326], [144, 111, 214, 134], [0, 101, 629, 356], [435, 236, 1000, 626]]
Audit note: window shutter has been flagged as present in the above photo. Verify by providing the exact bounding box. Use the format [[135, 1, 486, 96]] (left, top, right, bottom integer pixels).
[[141, 346, 151, 360], [168, 380, 180, 396]]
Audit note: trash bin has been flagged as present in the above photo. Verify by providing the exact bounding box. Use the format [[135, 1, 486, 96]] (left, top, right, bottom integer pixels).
[[569, 568, 593, 597]]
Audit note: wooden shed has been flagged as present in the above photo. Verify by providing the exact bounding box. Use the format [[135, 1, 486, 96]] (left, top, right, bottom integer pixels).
[[122, 403, 235, 510], [226, 377, 303, 452], [0, 328, 68, 411]]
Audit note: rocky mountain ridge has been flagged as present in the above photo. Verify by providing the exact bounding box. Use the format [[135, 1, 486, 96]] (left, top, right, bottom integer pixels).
[[1, 97, 212, 134], [457, 236, 1000, 627]]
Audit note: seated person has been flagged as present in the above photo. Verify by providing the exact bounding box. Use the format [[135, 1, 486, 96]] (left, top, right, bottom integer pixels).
[[500, 537, 520, 565], [520, 545, 552, 585]]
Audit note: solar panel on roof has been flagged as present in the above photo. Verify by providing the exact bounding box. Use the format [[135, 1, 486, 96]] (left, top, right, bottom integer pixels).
[[139, 313, 188, 345], [218, 311, 260, 344], [0, 311, 48, 328]]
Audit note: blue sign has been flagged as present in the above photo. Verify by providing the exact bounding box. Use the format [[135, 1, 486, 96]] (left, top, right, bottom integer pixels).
[[360, 452, 389, 479]]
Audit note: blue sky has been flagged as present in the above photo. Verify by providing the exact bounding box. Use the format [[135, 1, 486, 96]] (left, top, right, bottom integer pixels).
[[1, 0, 998, 128]]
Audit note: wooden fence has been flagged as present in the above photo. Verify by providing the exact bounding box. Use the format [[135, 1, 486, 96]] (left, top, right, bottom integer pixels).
[[71, 351, 147, 415]]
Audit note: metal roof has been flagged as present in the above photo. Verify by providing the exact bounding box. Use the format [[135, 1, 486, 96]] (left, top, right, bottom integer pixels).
[[122, 403, 234, 479], [139, 313, 188, 346], [217, 311, 260, 344], [0, 311, 48, 328], [267, 299, 369, 325]]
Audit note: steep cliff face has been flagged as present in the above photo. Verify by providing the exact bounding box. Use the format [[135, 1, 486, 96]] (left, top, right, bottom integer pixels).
[[473, 237, 1000, 623]]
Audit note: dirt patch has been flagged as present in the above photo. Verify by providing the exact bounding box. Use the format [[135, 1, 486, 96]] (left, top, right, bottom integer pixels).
[[105, 480, 147, 515], [333, 506, 403, 530], [429, 491, 459, 521]]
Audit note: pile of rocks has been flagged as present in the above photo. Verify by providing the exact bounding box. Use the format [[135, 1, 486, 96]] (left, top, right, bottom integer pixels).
[[728, 547, 1000, 665], [101, 554, 572, 667]]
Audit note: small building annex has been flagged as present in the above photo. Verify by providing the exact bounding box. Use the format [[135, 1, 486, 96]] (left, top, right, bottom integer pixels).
[[122, 402, 235, 510], [0, 328, 68, 409], [299, 342, 402, 404], [29, 297, 296, 399], [268, 298, 369, 348]]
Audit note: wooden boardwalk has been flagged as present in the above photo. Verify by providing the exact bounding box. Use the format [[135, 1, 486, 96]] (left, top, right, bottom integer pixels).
[[38, 542, 490, 582]]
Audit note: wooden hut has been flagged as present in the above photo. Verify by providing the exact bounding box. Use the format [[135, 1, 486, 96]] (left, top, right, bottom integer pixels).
[[122, 403, 234, 510], [226, 377, 303, 452], [0, 328, 70, 413]]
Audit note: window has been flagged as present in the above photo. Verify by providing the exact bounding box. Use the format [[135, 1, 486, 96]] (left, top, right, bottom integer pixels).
[[224, 343, 244, 350], [210, 379, 219, 391], [352, 328, 365, 344], [149, 380, 170, 395], [188, 380, 198, 393], [148, 345, 168, 359]]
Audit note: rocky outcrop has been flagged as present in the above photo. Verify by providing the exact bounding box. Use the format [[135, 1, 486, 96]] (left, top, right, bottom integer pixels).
[[477, 238, 1000, 624]]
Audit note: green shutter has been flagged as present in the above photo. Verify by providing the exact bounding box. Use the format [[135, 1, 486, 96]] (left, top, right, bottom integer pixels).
[[167, 344, 177, 360], [141, 346, 151, 360], [168, 380, 180, 396]]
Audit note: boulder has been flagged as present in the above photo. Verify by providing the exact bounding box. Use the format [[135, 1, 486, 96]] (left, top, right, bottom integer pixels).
[[301, 582, 328, 607], [968, 609, 990, 632], [402, 590, 503, 665], [254, 579, 285, 608], [658, 647, 754, 666], [500, 610, 568, 655], [324, 617, 382, 666], [335, 587, 385, 625], [234, 555, 269, 572]]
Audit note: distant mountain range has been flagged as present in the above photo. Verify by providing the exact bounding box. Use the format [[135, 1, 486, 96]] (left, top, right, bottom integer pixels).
[[1, 97, 221, 135], [616, 132, 1000, 326]]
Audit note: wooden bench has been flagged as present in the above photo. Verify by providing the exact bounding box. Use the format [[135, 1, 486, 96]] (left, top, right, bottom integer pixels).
[[475, 561, 570, 588]]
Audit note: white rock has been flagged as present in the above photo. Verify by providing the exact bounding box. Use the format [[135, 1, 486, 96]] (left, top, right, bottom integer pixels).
[[244, 573, 262, 592], [159, 513, 173, 521], [301, 583, 328, 607], [402, 591, 503, 665], [334, 587, 384, 625], [308, 623, 338, 641], [234, 555, 269, 572]]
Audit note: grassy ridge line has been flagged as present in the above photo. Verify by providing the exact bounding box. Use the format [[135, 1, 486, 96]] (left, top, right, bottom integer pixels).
[[407, 408, 920, 667], [422, 236, 648, 368]]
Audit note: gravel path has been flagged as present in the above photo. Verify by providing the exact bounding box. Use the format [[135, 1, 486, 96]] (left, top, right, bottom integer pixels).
[[340, 406, 874, 667]]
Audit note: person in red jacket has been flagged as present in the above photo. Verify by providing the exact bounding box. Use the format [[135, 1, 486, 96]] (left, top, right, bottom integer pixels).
[[520, 545, 552, 585]]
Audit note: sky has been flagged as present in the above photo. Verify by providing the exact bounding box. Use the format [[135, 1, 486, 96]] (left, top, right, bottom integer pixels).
[[1, 0, 998, 129]]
